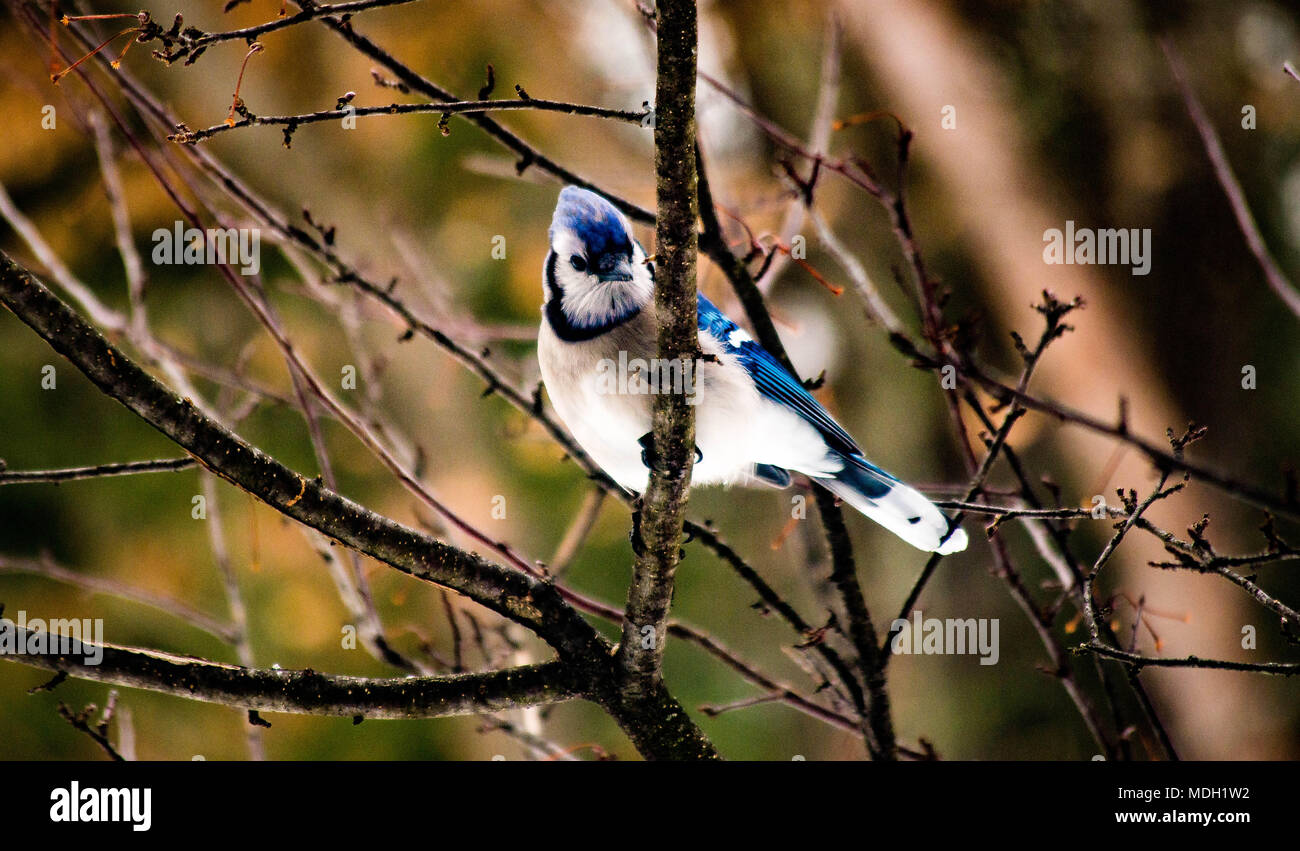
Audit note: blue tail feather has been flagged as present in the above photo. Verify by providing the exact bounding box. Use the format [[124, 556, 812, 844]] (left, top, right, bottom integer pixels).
[[816, 453, 967, 554]]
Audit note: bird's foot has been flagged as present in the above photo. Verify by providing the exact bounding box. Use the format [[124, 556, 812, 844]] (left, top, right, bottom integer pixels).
[[629, 497, 647, 557], [638, 431, 657, 471], [638, 431, 703, 470]]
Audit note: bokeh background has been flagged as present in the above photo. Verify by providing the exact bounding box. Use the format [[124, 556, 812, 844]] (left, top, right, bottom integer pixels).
[[1, 0, 1298, 759]]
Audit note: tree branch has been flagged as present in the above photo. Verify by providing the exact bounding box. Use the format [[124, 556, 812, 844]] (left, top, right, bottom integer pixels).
[[1161, 37, 1300, 320], [615, 0, 701, 698], [171, 98, 651, 145], [0, 251, 716, 759], [5, 627, 583, 718], [305, 4, 657, 223], [0, 457, 195, 485], [697, 143, 895, 760], [136, 0, 420, 62], [1079, 645, 1300, 676]]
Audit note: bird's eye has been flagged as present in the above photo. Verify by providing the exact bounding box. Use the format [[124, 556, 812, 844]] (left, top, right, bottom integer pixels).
[[569, 255, 587, 272]]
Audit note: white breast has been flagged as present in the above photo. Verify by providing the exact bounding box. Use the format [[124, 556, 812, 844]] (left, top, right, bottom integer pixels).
[[538, 308, 840, 493]]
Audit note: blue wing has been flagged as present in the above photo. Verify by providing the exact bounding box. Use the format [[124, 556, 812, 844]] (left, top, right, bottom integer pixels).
[[695, 294, 964, 550], [697, 293, 862, 458]]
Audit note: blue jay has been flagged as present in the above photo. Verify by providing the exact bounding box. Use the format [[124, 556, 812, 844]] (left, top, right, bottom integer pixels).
[[537, 186, 967, 554]]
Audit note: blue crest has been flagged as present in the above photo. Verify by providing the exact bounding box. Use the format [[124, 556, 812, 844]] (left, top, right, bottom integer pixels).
[[550, 186, 633, 256]]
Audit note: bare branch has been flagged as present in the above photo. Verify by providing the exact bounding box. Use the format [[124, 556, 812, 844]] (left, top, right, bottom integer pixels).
[[0, 554, 237, 644], [0, 457, 195, 485], [1080, 645, 1300, 676], [172, 98, 651, 144], [1162, 38, 1300, 320], [615, 0, 702, 703], [8, 627, 585, 718]]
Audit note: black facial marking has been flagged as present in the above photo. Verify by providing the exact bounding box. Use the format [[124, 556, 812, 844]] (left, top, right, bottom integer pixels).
[[543, 250, 640, 343]]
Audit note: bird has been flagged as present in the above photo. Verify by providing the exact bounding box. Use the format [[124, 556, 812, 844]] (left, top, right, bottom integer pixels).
[[537, 186, 967, 554]]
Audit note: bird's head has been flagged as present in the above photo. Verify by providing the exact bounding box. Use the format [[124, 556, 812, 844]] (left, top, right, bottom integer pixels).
[[544, 186, 653, 334]]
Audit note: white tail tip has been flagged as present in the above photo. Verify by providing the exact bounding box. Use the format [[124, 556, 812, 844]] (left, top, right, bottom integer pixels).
[[820, 475, 969, 554]]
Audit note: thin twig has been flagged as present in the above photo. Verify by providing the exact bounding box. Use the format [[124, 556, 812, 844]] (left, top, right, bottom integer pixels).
[[1080, 645, 1300, 676], [173, 98, 651, 143], [0, 457, 196, 485], [1162, 38, 1300, 320]]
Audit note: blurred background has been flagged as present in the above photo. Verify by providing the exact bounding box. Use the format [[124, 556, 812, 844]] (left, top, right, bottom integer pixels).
[[1, 0, 1298, 760]]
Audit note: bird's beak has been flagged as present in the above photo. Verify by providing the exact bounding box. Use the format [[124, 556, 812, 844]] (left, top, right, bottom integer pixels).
[[596, 255, 634, 283]]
